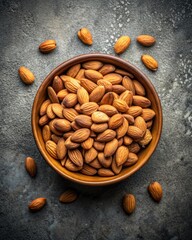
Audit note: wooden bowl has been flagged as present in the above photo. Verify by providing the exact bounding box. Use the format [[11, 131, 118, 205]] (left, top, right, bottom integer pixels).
[[32, 53, 162, 186]]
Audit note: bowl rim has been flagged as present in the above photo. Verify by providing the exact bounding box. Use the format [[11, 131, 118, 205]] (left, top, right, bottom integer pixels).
[[32, 53, 163, 186]]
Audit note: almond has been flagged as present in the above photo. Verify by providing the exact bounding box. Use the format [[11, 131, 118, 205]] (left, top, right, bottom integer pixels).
[[88, 158, 102, 169], [25, 157, 37, 177], [62, 93, 77, 108], [103, 73, 122, 85], [108, 114, 124, 129], [56, 138, 67, 160], [59, 189, 78, 203], [122, 194, 136, 214], [123, 114, 135, 124], [134, 116, 147, 135], [123, 136, 133, 146], [139, 129, 152, 147], [84, 69, 103, 83], [98, 168, 115, 177], [118, 137, 124, 147], [51, 134, 61, 143], [77, 28, 93, 45], [65, 136, 80, 149], [60, 156, 67, 166], [148, 182, 163, 202], [84, 147, 98, 163], [65, 158, 82, 171], [80, 102, 99, 115], [93, 141, 105, 151], [128, 142, 141, 153], [146, 120, 153, 129], [75, 115, 92, 128], [114, 36, 131, 54], [66, 64, 81, 78], [18, 66, 35, 85], [39, 115, 49, 126], [39, 39, 56, 53], [71, 121, 81, 131], [52, 103, 64, 118], [133, 80, 146, 96], [97, 79, 113, 92], [48, 86, 59, 103], [119, 90, 133, 106], [141, 54, 158, 71], [74, 103, 82, 113], [113, 99, 129, 113], [99, 64, 116, 75], [52, 76, 64, 93], [127, 106, 143, 117], [104, 138, 118, 157], [40, 99, 51, 116], [81, 137, 94, 150], [122, 76, 135, 94], [46, 104, 56, 119], [81, 164, 97, 176], [98, 105, 118, 116], [112, 85, 126, 94], [91, 111, 109, 123], [133, 95, 151, 108], [115, 69, 134, 78], [64, 79, 80, 93], [116, 118, 129, 139], [91, 123, 108, 133], [53, 119, 71, 132], [96, 129, 116, 142], [60, 75, 77, 83], [70, 128, 90, 143], [123, 152, 138, 167], [63, 108, 78, 122], [76, 69, 85, 80], [63, 131, 75, 140], [57, 89, 69, 101], [89, 85, 105, 103], [68, 149, 83, 167], [49, 119, 64, 136], [115, 146, 129, 166], [77, 87, 89, 104], [28, 198, 46, 212], [141, 109, 156, 121], [137, 35, 156, 47], [80, 78, 97, 93], [42, 125, 51, 142], [127, 126, 144, 139], [100, 92, 114, 105], [82, 61, 103, 70], [45, 140, 57, 159], [98, 153, 112, 168], [111, 155, 122, 174]]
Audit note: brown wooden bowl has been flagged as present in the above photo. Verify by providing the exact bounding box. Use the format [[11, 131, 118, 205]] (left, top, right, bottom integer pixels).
[[32, 53, 163, 186]]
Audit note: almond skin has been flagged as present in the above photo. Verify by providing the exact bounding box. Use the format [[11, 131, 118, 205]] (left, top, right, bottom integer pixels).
[[98, 105, 118, 117], [70, 128, 90, 143], [104, 138, 119, 157], [75, 115, 92, 128], [114, 36, 131, 54], [133, 80, 146, 96], [25, 157, 37, 177], [56, 138, 67, 160], [96, 129, 116, 142], [134, 116, 147, 135], [132, 96, 151, 108], [59, 189, 78, 203], [103, 73, 122, 85], [127, 126, 144, 139], [78, 28, 93, 45], [84, 147, 98, 163], [68, 149, 83, 167], [52, 76, 64, 93], [137, 35, 156, 47], [91, 111, 109, 123], [116, 118, 129, 139], [45, 140, 58, 159], [84, 69, 103, 83], [122, 194, 136, 214], [98, 168, 115, 177], [148, 182, 163, 202], [77, 87, 89, 105], [108, 114, 124, 129], [80, 102, 99, 115], [91, 123, 108, 133], [99, 64, 116, 75], [141, 54, 158, 71], [89, 86, 106, 103], [113, 99, 129, 113], [39, 40, 56, 53], [28, 198, 46, 212], [141, 109, 156, 121], [18, 66, 35, 85], [115, 146, 129, 166], [42, 125, 51, 142]]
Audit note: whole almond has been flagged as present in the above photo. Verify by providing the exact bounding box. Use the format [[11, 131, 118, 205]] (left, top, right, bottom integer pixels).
[[25, 157, 37, 177], [108, 114, 124, 129], [98, 153, 112, 168], [70, 128, 90, 143], [104, 138, 119, 157], [84, 69, 103, 83], [28, 198, 46, 212], [123, 114, 135, 124], [99, 64, 116, 75], [39, 115, 49, 126], [53, 119, 71, 132], [77, 28, 93, 45], [51, 134, 61, 143], [115, 146, 129, 166], [137, 35, 156, 47], [68, 149, 83, 167], [134, 116, 147, 134], [71, 121, 82, 131], [127, 106, 143, 117], [80, 102, 99, 115], [93, 141, 105, 151], [76, 69, 85, 80], [18, 66, 35, 85], [139, 129, 152, 147], [81, 137, 94, 150], [52, 76, 64, 93], [96, 129, 116, 142], [100, 92, 114, 105], [39, 40, 56, 53], [64, 79, 80, 93], [124, 152, 138, 167], [103, 73, 122, 85], [57, 89, 69, 101], [122, 76, 135, 94], [113, 99, 129, 113], [98, 104, 118, 116], [65, 136, 80, 150], [111, 155, 122, 174], [81, 164, 97, 176], [128, 142, 141, 153], [51, 103, 64, 118], [141, 109, 156, 121], [133, 80, 146, 96], [91, 123, 108, 133], [62, 93, 77, 108], [98, 168, 115, 177], [116, 118, 129, 139], [133, 95, 151, 108], [63, 131, 75, 140], [88, 158, 102, 169], [112, 85, 126, 94], [40, 99, 51, 116], [84, 147, 98, 163], [46, 104, 56, 119], [97, 79, 113, 92], [63, 108, 78, 122], [59, 189, 78, 203], [120, 90, 133, 106], [49, 119, 64, 136], [48, 86, 59, 103], [45, 140, 58, 159], [82, 61, 103, 70], [114, 36, 131, 54], [42, 125, 51, 142], [148, 182, 163, 202], [56, 138, 67, 160], [77, 87, 89, 104], [80, 78, 97, 93], [122, 194, 136, 214], [127, 126, 144, 139], [66, 64, 81, 78], [91, 111, 109, 123], [89, 86, 105, 103], [65, 158, 82, 171], [123, 136, 133, 146], [141, 54, 158, 71], [75, 115, 92, 128]]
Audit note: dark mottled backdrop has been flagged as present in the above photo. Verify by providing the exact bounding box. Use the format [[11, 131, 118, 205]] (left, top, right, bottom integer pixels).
[[0, 0, 192, 239]]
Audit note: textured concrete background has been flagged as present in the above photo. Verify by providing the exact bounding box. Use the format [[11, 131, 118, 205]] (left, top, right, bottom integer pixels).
[[0, 0, 192, 239]]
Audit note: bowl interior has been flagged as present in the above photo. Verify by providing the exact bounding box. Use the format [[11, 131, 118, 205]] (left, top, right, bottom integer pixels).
[[32, 53, 162, 186]]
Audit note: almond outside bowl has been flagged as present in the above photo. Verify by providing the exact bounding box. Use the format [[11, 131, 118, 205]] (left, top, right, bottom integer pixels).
[[32, 53, 163, 186]]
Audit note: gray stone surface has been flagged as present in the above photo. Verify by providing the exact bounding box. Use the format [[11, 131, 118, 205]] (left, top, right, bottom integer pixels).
[[0, 0, 192, 239]]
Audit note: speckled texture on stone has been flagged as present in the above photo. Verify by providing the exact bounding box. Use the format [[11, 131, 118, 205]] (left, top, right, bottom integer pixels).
[[0, 0, 192, 239]]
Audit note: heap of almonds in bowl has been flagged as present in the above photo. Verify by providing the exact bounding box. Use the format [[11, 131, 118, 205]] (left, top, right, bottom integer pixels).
[[32, 53, 162, 185]]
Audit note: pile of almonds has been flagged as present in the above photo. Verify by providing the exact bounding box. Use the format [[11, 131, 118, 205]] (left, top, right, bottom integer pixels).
[[38, 60, 156, 177]]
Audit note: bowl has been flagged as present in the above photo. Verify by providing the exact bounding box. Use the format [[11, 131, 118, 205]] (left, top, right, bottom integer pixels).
[[32, 53, 162, 186]]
